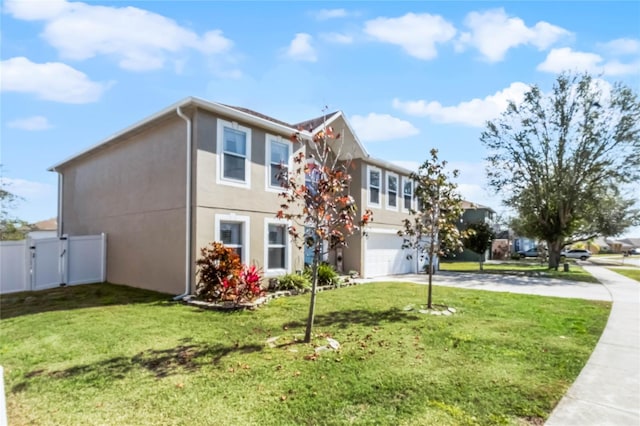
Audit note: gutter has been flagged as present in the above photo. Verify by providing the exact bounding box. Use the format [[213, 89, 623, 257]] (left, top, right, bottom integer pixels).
[[174, 106, 193, 301]]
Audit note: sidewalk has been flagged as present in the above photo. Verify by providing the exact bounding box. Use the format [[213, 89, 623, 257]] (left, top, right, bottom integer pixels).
[[545, 265, 640, 426]]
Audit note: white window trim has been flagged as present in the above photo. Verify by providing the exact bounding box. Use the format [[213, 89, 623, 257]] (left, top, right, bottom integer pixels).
[[367, 165, 382, 209], [264, 218, 291, 276], [386, 172, 399, 211], [215, 214, 250, 264], [265, 134, 292, 193], [216, 119, 252, 189], [402, 177, 413, 212]]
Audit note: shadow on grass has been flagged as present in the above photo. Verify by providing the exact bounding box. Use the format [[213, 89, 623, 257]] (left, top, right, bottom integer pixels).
[[13, 340, 263, 392], [283, 308, 420, 330], [0, 283, 175, 320]]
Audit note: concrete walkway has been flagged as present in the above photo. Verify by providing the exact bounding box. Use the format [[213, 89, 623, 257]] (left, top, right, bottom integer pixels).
[[362, 265, 639, 425], [361, 270, 612, 301], [545, 265, 640, 426]]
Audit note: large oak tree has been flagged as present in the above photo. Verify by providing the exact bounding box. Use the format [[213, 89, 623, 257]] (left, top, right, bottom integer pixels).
[[482, 73, 640, 269]]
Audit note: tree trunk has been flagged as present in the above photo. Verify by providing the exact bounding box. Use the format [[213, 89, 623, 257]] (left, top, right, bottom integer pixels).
[[427, 260, 433, 309], [479, 253, 484, 271], [547, 240, 563, 270], [303, 242, 321, 343]]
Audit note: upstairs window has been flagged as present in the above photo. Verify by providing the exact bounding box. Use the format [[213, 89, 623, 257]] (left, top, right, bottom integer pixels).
[[217, 119, 251, 188], [403, 179, 413, 211], [387, 173, 398, 210], [266, 136, 291, 191], [368, 167, 381, 207]]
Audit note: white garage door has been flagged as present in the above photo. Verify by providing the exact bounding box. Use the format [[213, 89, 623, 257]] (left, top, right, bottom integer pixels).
[[364, 232, 414, 277]]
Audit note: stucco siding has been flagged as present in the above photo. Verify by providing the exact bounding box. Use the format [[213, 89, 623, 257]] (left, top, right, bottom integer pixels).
[[194, 110, 299, 212], [194, 207, 305, 279], [59, 116, 187, 294]]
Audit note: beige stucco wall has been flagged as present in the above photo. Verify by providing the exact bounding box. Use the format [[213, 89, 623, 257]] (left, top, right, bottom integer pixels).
[[59, 116, 188, 294], [341, 158, 413, 276], [192, 109, 305, 279]]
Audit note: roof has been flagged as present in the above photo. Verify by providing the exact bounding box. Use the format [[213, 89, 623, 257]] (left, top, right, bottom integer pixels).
[[461, 200, 496, 213], [49, 97, 302, 171], [47, 98, 371, 172], [293, 112, 340, 132], [222, 104, 294, 128], [33, 218, 57, 231]]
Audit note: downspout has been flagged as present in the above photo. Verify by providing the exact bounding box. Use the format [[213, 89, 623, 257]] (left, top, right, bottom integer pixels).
[[174, 106, 193, 300], [56, 172, 63, 237]]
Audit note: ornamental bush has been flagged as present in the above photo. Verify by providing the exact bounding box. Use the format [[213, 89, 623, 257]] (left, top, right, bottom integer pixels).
[[305, 263, 341, 287], [276, 273, 311, 291], [195, 242, 264, 303]]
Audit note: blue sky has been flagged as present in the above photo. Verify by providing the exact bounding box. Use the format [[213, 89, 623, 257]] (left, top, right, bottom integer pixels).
[[2, 1, 639, 236]]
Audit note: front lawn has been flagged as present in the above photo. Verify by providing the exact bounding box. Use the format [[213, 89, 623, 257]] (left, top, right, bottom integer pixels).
[[440, 261, 599, 283], [609, 268, 640, 282], [1, 283, 609, 425]]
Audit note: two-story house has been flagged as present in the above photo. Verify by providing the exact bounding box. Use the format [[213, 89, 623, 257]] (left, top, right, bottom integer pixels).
[[49, 97, 418, 296]]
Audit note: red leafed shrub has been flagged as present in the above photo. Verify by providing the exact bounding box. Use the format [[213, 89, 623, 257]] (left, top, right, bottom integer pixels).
[[195, 242, 264, 303]]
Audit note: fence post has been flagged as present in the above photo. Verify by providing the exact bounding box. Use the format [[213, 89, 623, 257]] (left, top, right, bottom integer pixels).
[[0, 365, 7, 426], [60, 235, 70, 286], [101, 233, 107, 283]]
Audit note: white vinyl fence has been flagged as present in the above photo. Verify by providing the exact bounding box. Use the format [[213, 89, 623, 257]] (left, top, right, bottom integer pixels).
[[0, 234, 106, 295]]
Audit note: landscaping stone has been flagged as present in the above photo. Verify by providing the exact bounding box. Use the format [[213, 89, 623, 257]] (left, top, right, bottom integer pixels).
[[266, 336, 280, 348], [327, 338, 341, 350]]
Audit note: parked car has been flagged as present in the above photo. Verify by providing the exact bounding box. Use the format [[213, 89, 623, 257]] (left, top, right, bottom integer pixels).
[[628, 248, 640, 255], [561, 249, 592, 260], [518, 248, 544, 258]]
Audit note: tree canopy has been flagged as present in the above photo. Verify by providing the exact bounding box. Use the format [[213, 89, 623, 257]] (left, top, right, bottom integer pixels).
[[481, 72, 640, 268]]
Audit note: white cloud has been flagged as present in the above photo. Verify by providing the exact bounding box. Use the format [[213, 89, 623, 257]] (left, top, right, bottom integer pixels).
[[320, 32, 354, 44], [364, 13, 456, 60], [392, 82, 529, 127], [0, 57, 110, 103], [457, 8, 571, 62], [314, 8, 349, 20], [7, 116, 52, 131], [285, 33, 317, 62], [1, 177, 54, 199], [537, 47, 640, 76], [4, 0, 233, 72], [598, 38, 640, 56], [350, 113, 419, 142]]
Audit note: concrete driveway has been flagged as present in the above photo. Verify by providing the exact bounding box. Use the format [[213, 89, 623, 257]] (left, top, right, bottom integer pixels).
[[361, 270, 612, 301]]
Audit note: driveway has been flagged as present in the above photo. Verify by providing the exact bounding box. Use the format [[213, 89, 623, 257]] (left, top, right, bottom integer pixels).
[[362, 270, 612, 301]]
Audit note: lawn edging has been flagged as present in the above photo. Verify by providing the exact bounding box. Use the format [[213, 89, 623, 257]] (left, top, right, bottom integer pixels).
[[182, 278, 366, 311]]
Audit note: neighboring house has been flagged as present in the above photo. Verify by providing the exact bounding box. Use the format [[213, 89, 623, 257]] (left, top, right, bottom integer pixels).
[[48, 97, 419, 296], [28, 218, 57, 240], [451, 201, 497, 262], [605, 237, 640, 253]]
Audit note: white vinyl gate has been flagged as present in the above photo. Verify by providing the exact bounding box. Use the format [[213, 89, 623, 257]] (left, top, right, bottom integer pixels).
[[0, 234, 107, 294]]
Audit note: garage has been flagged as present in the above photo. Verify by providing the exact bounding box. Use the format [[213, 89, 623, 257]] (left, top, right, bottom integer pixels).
[[364, 232, 415, 277]]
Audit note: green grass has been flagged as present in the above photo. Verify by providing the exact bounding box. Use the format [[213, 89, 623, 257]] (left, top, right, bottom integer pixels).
[[609, 268, 640, 282], [440, 261, 600, 283], [1, 283, 610, 425]]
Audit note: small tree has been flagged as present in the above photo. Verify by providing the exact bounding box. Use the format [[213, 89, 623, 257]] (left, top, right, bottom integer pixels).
[[464, 222, 496, 271], [399, 149, 465, 309], [278, 120, 372, 343], [1, 169, 33, 241]]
